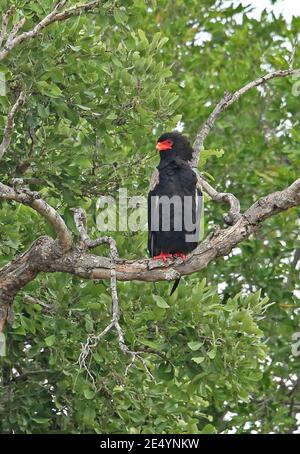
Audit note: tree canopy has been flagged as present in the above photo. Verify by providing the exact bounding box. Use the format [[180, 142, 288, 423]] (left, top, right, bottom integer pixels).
[[0, 0, 299, 434]]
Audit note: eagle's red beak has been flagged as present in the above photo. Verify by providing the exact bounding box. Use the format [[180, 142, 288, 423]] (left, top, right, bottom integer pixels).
[[156, 140, 173, 151]]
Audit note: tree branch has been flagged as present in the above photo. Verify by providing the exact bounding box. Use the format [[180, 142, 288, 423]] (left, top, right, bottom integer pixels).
[[0, 7, 14, 48], [0, 92, 26, 160], [0, 181, 72, 251], [71, 207, 119, 258], [195, 170, 241, 225], [0, 236, 55, 331], [55, 177, 300, 282], [288, 37, 298, 70], [191, 68, 300, 167], [75, 208, 155, 387], [7, 178, 300, 284], [286, 247, 300, 287], [0, 1, 102, 62], [23, 294, 54, 313], [0, 178, 299, 332], [53, 0, 102, 22]]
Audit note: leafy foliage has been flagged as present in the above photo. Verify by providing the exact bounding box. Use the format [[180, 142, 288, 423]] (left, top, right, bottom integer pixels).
[[0, 0, 299, 434]]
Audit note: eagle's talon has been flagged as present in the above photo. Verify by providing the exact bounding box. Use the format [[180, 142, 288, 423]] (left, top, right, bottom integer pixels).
[[153, 253, 174, 263]]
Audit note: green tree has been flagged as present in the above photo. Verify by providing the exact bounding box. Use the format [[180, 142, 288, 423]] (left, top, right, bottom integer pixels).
[[0, 0, 299, 434]]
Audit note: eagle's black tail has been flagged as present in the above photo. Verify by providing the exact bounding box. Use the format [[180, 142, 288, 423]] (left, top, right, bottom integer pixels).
[[170, 277, 181, 296]]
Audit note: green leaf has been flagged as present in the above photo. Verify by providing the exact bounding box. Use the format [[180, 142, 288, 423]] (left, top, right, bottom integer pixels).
[[114, 10, 128, 24], [83, 388, 96, 400], [153, 295, 170, 309], [199, 148, 224, 167], [37, 81, 62, 98], [192, 357, 205, 364], [45, 335, 56, 347], [207, 348, 217, 359], [31, 418, 51, 425], [200, 424, 217, 434], [188, 341, 204, 351]]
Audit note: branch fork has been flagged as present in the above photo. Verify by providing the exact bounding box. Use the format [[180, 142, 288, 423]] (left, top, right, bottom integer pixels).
[[73, 207, 155, 386]]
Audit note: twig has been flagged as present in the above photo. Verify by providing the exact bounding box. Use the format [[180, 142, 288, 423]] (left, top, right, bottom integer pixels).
[[288, 37, 298, 69], [23, 294, 53, 312], [286, 247, 300, 287], [71, 207, 119, 258], [0, 181, 72, 251], [52, 0, 102, 22], [196, 170, 241, 225], [191, 68, 300, 167], [0, 1, 102, 61], [6, 17, 26, 42], [0, 7, 14, 47], [75, 207, 156, 387]]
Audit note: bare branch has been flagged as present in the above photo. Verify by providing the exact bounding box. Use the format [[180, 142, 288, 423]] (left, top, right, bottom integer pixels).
[[0, 7, 14, 47], [11, 177, 51, 187], [23, 294, 54, 313], [53, 0, 102, 22], [191, 68, 300, 167], [77, 211, 155, 387], [0, 181, 72, 251], [0, 92, 26, 161], [0, 1, 102, 61], [6, 17, 26, 43], [288, 37, 298, 69], [0, 236, 55, 331], [195, 170, 241, 225], [71, 207, 89, 244], [72, 207, 119, 259]]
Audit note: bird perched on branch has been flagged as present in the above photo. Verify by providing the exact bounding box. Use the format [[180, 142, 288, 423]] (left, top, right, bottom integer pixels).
[[148, 131, 202, 294]]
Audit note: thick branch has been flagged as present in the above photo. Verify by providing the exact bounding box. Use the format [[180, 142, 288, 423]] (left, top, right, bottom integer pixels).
[[0, 236, 55, 331], [0, 178, 299, 331], [191, 68, 300, 167], [0, 92, 26, 160], [48, 178, 300, 282], [0, 182, 72, 251], [0, 1, 102, 61]]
